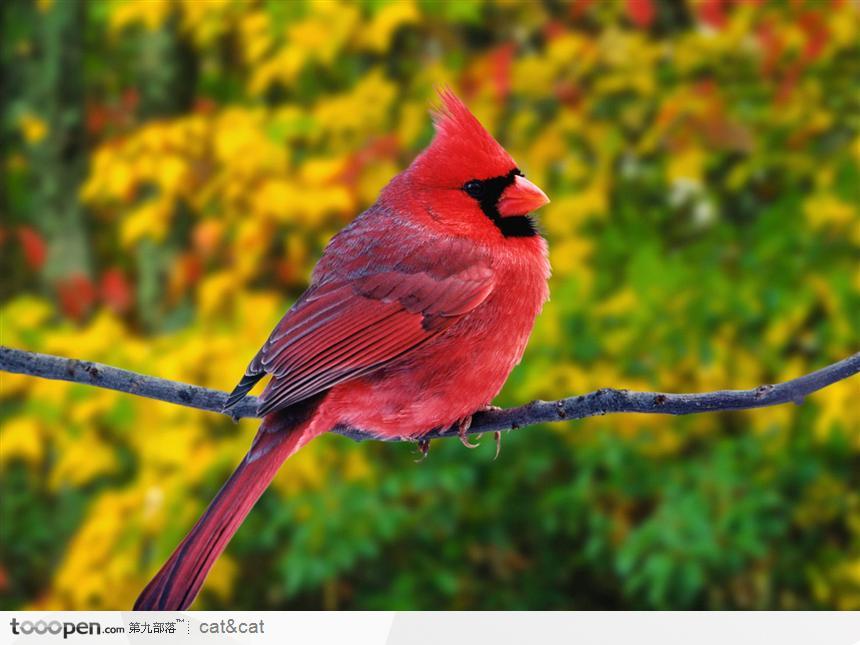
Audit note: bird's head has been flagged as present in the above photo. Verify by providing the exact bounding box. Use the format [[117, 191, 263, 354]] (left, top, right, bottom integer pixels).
[[401, 89, 550, 238]]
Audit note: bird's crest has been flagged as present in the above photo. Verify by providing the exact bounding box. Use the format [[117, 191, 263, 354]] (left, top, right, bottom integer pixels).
[[416, 88, 515, 184]]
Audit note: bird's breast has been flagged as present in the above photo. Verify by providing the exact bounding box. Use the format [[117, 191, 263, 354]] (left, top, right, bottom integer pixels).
[[322, 237, 550, 439]]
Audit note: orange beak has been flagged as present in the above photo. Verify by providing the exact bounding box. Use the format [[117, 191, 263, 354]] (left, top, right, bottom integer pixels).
[[496, 175, 550, 217]]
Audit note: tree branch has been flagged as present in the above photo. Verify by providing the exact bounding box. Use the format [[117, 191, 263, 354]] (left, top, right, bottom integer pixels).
[[1, 345, 858, 442]]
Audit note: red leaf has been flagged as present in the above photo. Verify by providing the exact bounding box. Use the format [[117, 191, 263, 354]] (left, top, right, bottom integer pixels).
[[554, 82, 582, 109], [490, 43, 515, 102], [626, 0, 655, 28], [698, 0, 727, 30], [777, 62, 802, 104], [56, 274, 96, 322], [799, 11, 828, 62], [180, 253, 203, 286], [86, 103, 110, 136], [543, 20, 566, 41], [338, 135, 399, 188], [275, 259, 298, 285], [757, 20, 782, 77], [100, 268, 133, 314], [17, 226, 47, 270], [121, 87, 140, 112], [568, 0, 594, 20], [194, 98, 217, 115]]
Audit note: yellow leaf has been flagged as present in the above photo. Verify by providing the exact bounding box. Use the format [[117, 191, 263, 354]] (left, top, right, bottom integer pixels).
[[50, 430, 118, 489], [667, 147, 705, 185], [109, 0, 171, 33], [804, 193, 856, 231], [204, 555, 238, 604], [360, 0, 419, 52], [197, 271, 237, 319], [120, 200, 171, 248], [18, 113, 47, 144], [0, 418, 44, 467]]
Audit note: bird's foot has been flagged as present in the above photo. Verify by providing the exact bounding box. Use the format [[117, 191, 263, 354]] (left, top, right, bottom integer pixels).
[[414, 439, 431, 463], [457, 416, 481, 449], [493, 431, 502, 460], [480, 405, 503, 413]]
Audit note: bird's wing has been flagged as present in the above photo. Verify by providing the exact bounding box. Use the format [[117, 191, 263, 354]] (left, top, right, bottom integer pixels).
[[232, 255, 494, 417]]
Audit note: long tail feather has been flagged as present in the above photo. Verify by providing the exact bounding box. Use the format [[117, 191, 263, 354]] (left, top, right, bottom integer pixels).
[[134, 400, 324, 610]]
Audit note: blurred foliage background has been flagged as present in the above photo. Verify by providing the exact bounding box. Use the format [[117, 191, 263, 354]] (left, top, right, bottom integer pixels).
[[1, 0, 859, 611]]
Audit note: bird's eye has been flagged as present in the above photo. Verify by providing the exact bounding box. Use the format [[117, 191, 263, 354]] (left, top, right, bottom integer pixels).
[[463, 180, 483, 198]]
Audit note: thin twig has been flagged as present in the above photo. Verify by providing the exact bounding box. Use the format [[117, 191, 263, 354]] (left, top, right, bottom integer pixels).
[[1, 346, 857, 442]]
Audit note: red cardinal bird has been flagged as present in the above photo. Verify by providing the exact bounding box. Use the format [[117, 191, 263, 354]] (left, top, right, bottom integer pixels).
[[134, 90, 550, 610]]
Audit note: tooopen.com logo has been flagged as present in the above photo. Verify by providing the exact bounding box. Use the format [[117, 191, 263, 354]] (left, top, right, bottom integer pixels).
[[10, 618, 125, 639]]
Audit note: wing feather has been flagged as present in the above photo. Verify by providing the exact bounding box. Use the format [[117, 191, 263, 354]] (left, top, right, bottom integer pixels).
[[227, 228, 495, 417], [259, 320, 430, 414]]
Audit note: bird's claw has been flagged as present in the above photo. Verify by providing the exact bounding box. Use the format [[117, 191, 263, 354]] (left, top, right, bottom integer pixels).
[[414, 439, 431, 463], [458, 416, 480, 449], [460, 436, 480, 449], [493, 431, 502, 460]]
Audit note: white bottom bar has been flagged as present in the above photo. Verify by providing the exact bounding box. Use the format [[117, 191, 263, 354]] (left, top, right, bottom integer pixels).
[[2, 611, 859, 645]]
